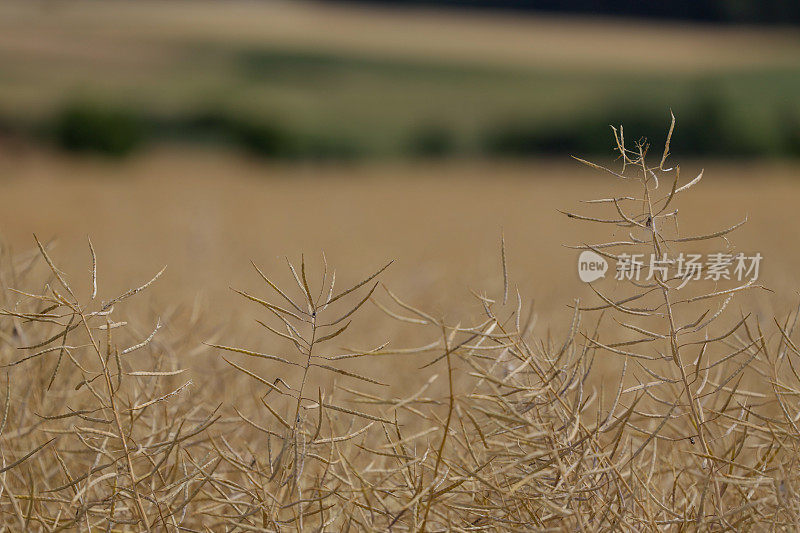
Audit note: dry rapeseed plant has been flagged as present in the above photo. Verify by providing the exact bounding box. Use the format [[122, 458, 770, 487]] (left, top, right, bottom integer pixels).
[[1, 119, 800, 530]]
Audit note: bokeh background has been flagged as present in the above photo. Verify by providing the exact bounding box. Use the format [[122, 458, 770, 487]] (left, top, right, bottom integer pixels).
[[1, 0, 799, 333]]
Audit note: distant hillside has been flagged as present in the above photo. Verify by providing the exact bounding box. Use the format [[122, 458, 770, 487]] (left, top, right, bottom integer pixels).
[[320, 0, 800, 24], [1, 0, 799, 159]]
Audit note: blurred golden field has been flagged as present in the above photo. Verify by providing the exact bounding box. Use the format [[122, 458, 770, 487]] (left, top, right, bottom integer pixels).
[[2, 147, 799, 324]]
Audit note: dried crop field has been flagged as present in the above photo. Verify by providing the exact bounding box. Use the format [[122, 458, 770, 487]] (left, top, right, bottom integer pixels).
[[2, 1, 800, 529], [2, 139, 800, 529]]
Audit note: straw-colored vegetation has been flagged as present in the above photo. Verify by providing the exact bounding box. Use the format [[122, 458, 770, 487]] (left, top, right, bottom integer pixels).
[[1, 123, 799, 530]]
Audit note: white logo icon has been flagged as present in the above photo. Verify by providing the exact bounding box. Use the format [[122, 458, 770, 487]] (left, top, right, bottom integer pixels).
[[578, 251, 608, 283]]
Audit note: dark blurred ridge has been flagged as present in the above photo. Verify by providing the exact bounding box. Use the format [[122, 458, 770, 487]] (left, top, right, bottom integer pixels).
[[318, 0, 800, 25]]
